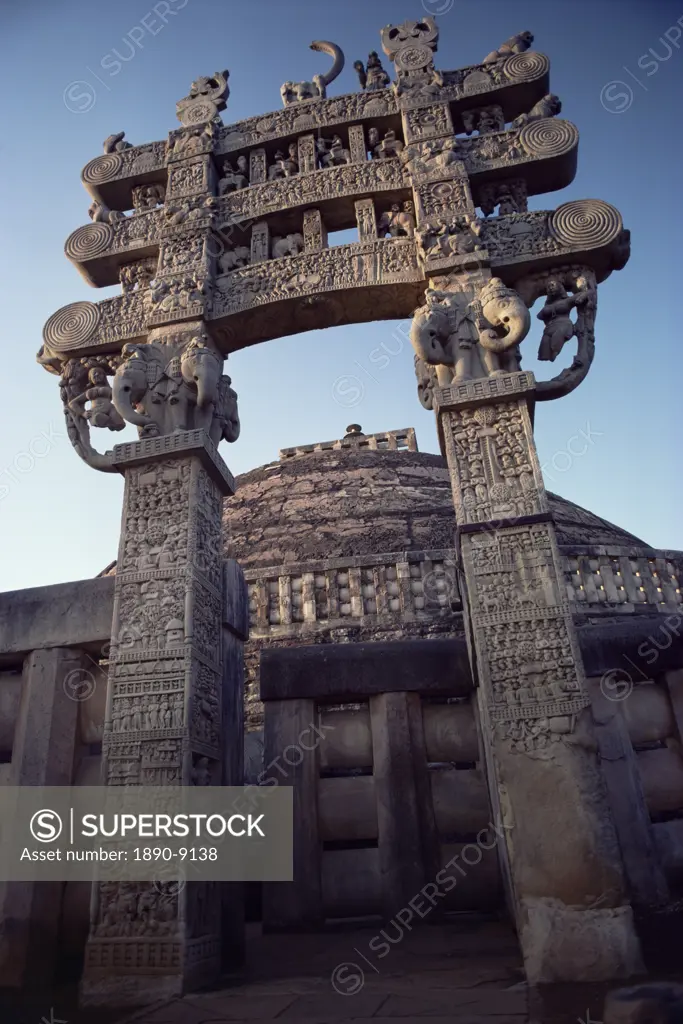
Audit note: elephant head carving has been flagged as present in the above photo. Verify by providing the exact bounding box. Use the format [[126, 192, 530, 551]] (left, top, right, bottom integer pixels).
[[478, 277, 531, 353], [112, 345, 157, 432], [180, 336, 223, 412]]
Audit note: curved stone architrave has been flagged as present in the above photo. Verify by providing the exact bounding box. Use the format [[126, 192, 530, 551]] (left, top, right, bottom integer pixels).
[[482, 201, 624, 280], [211, 239, 420, 318], [43, 301, 102, 352], [217, 159, 407, 227], [81, 142, 168, 208]]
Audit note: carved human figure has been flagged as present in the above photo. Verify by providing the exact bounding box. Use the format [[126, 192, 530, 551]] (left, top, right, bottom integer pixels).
[[369, 128, 404, 160], [354, 50, 390, 90], [537, 278, 577, 361], [219, 160, 249, 193], [71, 367, 126, 431], [316, 136, 351, 167]]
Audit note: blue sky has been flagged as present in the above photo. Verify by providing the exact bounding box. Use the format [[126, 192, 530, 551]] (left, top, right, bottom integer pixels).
[[1, 0, 681, 591]]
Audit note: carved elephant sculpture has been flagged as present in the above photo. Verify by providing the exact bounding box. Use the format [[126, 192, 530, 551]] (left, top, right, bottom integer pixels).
[[410, 279, 530, 385], [112, 346, 157, 432], [218, 246, 250, 273], [280, 41, 345, 106], [272, 233, 305, 259]]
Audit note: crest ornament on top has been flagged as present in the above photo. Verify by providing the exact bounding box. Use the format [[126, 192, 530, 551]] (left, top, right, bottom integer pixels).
[[176, 70, 229, 126]]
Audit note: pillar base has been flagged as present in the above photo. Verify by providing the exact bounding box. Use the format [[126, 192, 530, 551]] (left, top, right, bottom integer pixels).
[[520, 898, 643, 984]]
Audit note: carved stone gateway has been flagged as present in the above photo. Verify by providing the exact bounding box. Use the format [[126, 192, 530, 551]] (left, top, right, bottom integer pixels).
[[39, 9, 639, 1002]]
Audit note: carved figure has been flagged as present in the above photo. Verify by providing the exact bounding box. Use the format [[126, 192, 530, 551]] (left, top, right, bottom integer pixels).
[[132, 184, 165, 210], [218, 246, 250, 273], [369, 128, 404, 160], [218, 159, 248, 193], [483, 31, 534, 64], [378, 202, 415, 239], [401, 137, 461, 178], [410, 278, 530, 385], [316, 135, 351, 168], [417, 214, 483, 259], [512, 94, 562, 128], [537, 278, 576, 361], [280, 40, 345, 106], [268, 146, 299, 179], [271, 233, 305, 259], [70, 367, 126, 431], [354, 51, 390, 91], [103, 132, 132, 153], [88, 200, 124, 225]]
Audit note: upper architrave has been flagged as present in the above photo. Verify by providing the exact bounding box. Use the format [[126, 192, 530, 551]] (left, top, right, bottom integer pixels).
[[81, 55, 549, 210]]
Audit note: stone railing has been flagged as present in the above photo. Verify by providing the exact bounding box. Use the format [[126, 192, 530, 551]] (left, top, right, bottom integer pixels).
[[244, 546, 683, 637], [244, 550, 459, 634], [279, 427, 417, 460], [563, 546, 683, 613]]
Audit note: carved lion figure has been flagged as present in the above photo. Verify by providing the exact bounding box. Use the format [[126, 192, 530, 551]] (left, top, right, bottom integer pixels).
[[483, 31, 534, 64]]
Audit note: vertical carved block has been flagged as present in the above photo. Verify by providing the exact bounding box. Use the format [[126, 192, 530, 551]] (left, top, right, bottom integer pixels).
[[402, 103, 453, 145], [81, 432, 238, 1006], [348, 125, 367, 163], [249, 148, 267, 184], [302, 209, 327, 252], [297, 134, 317, 173], [433, 373, 642, 984], [251, 221, 270, 264], [355, 198, 377, 241]]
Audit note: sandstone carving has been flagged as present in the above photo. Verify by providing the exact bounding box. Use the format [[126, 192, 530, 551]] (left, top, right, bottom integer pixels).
[[483, 31, 534, 63], [354, 51, 390, 91], [103, 131, 132, 153], [512, 93, 562, 127], [281, 40, 345, 105], [316, 135, 351, 167], [271, 233, 305, 259], [219, 157, 249, 192], [378, 202, 415, 238], [176, 70, 229, 125]]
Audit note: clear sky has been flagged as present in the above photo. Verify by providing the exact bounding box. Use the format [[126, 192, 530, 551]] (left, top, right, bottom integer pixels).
[[1, 0, 681, 592]]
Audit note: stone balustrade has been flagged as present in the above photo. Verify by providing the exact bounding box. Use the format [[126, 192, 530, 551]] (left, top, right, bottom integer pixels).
[[245, 546, 683, 637]]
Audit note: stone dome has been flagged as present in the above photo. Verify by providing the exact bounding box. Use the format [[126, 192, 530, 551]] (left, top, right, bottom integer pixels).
[[223, 426, 647, 568]]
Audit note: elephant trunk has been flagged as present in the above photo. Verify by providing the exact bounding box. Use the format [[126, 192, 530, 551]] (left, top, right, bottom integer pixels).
[[310, 41, 345, 85], [112, 382, 152, 428], [478, 307, 531, 352]]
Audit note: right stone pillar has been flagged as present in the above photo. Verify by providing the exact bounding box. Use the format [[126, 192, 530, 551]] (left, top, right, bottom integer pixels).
[[434, 371, 643, 983]]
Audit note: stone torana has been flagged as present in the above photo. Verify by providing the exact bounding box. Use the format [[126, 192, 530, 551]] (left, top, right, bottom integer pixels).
[[37, 11, 641, 1006]]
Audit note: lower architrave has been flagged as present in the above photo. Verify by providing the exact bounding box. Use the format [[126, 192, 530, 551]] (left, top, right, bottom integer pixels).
[[80, 430, 238, 1006], [435, 373, 643, 983]]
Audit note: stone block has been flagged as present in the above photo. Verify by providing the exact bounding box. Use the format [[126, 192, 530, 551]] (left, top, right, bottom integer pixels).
[[439, 841, 502, 912], [319, 705, 373, 770], [318, 775, 378, 842], [620, 682, 675, 746], [430, 767, 491, 837], [423, 701, 479, 762], [321, 847, 381, 918], [0, 670, 21, 753], [637, 745, 683, 815], [653, 819, 683, 884]]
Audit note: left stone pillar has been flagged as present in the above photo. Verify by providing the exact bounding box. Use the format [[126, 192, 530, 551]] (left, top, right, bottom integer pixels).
[[80, 430, 238, 1006], [0, 647, 89, 992]]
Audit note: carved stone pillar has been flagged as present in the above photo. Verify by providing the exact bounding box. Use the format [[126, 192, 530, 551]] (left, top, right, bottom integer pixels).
[[80, 431, 236, 1005], [434, 372, 643, 983], [249, 148, 267, 184], [348, 124, 367, 163], [251, 221, 270, 264], [355, 198, 377, 242], [297, 134, 317, 174], [303, 209, 327, 252]]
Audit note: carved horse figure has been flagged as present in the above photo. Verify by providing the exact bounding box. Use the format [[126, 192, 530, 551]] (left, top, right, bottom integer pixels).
[[280, 40, 345, 105]]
